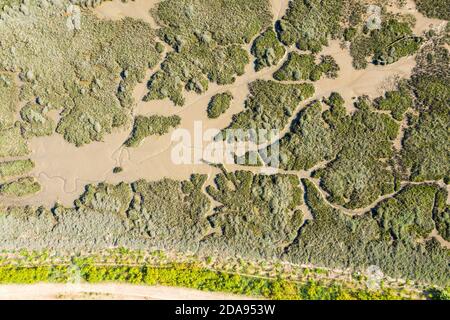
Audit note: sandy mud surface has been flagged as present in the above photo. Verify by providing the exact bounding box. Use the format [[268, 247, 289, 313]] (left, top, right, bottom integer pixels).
[[0, 283, 255, 300]]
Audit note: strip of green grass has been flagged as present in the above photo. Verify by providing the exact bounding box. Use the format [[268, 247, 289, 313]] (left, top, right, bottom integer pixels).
[[0, 262, 428, 300], [0, 159, 34, 180]]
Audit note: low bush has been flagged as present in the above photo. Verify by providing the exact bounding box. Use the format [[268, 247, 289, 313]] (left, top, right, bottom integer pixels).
[[207, 92, 233, 119], [145, 0, 272, 105], [125, 115, 181, 147], [251, 28, 286, 71], [0, 159, 34, 181], [273, 53, 339, 82], [0, 2, 161, 146], [224, 80, 315, 140], [0, 177, 41, 197]]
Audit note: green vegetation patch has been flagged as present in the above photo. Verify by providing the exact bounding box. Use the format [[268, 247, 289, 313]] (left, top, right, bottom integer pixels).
[[204, 170, 303, 259], [0, 159, 34, 181], [263, 92, 398, 209], [400, 110, 449, 182], [0, 0, 21, 11], [350, 19, 421, 69], [286, 179, 380, 269], [0, 74, 28, 158], [207, 91, 233, 119], [0, 126, 29, 158], [145, 0, 272, 106], [19, 102, 55, 138], [0, 2, 161, 146], [433, 188, 450, 242], [276, 101, 335, 171], [0, 261, 419, 300], [0, 177, 40, 197], [309, 95, 399, 209], [224, 80, 315, 139], [277, 1, 421, 68], [373, 184, 439, 241], [277, 0, 344, 53], [0, 204, 129, 251], [75, 182, 133, 216], [415, 0, 450, 20], [0, 73, 17, 131], [125, 115, 181, 147], [400, 44, 449, 182], [373, 84, 413, 121], [130, 175, 211, 251], [251, 28, 286, 71], [273, 52, 339, 82], [285, 179, 450, 285]]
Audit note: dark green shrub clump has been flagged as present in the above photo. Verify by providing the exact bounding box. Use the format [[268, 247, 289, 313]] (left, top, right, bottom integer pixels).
[[0, 2, 162, 146], [113, 167, 123, 174], [224, 80, 315, 139], [0, 160, 35, 181], [432, 187, 450, 242], [273, 52, 339, 82], [125, 115, 181, 147], [266, 92, 398, 209], [0, 177, 41, 197], [315, 100, 399, 209], [373, 184, 438, 241], [204, 170, 304, 259], [400, 44, 449, 182], [277, 0, 344, 53], [251, 28, 286, 71], [350, 19, 421, 69], [415, 0, 450, 20], [374, 85, 413, 121], [274, 101, 336, 171], [145, 0, 272, 106], [207, 92, 233, 119]]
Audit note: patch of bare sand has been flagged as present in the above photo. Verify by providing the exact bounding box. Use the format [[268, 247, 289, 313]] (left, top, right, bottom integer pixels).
[[316, 40, 417, 113], [94, 0, 290, 26], [0, 283, 256, 300], [270, 0, 289, 21], [93, 0, 159, 27], [387, 0, 447, 35], [430, 229, 450, 249]]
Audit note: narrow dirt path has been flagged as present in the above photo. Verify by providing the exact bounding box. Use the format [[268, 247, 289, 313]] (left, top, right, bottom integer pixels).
[[0, 283, 256, 300]]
